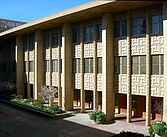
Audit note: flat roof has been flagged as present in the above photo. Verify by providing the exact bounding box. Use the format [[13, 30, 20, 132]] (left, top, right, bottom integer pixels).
[[0, 0, 161, 37]]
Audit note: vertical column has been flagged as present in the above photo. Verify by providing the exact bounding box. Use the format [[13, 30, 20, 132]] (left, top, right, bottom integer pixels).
[[163, 2, 167, 122], [58, 27, 62, 108], [102, 13, 115, 121], [27, 36, 30, 98], [146, 8, 151, 126], [127, 11, 132, 123], [16, 36, 24, 96], [81, 21, 85, 112], [35, 30, 44, 99], [62, 23, 73, 110], [93, 19, 98, 110], [49, 30, 52, 87]]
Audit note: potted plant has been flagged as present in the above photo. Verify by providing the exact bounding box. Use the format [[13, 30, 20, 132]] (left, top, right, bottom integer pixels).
[[89, 110, 105, 124], [148, 121, 167, 137]]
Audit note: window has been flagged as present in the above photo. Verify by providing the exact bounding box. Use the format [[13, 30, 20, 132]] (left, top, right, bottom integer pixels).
[[29, 61, 34, 72], [44, 60, 49, 72], [114, 56, 127, 74], [132, 56, 146, 74], [84, 26, 94, 42], [72, 28, 80, 43], [52, 32, 58, 48], [29, 34, 35, 51], [151, 55, 164, 75], [44, 34, 49, 49], [24, 61, 28, 72], [23, 36, 27, 52], [97, 57, 102, 73], [52, 59, 58, 72], [84, 58, 93, 73], [97, 24, 102, 41], [132, 17, 146, 36], [73, 58, 80, 73], [114, 20, 127, 38], [151, 14, 163, 34]]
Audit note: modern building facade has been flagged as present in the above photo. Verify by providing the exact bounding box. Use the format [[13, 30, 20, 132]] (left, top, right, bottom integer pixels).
[[0, 1, 167, 126]]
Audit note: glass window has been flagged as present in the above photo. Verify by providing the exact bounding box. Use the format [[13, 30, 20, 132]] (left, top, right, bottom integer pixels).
[[114, 56, 127, 74], [29, 34, 35, 51], [132, 17, 146, 36], [44, 60, 49, 72], [97, 57, 102, 73], [52, 59, 58, 72], [97, 24, 102, 41], [151, 14, 163, 34], [29, 61, 34, 72], [73, 58, 80, 73], [132, 56, 146, 74], [52, 32, 58, 48], [44, 34, 49, 49], [84, 58, 93, 73], [72, 28, 80, 43], [24, 61, 28, 72], [84, 26, 94, 42], [114, 20, 127, 38], [151, 55, 164, 75], [23, 36, 27, 52]]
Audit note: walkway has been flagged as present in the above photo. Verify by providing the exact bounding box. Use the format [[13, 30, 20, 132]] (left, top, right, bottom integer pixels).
[[0, 102, 150, 137]]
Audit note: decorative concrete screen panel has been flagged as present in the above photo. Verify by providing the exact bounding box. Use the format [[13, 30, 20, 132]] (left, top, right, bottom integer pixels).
[[45, 49, 50, 60], [74, 73, 81, 89], [97, 74, 102, 91], [84, 43, 94, 58], [97, 42, 102, 57], [24, 52, 28, 61], [29, 72, 34, 84], [74, 44, 82, 58], [29, 51, 34, 61], [131, 75, 147, 95], [114, 39, 127, 56], [52, 72, 58, 86], [151, 36, 164, 54], [151, 75, 164, 97], [52, 48, 59, 59], [45, 72, 50, 86], [84, 73, 95, 90], [131, 37, 147, 55]]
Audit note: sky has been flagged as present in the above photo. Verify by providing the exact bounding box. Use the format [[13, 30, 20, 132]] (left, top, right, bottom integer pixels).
[[0, 0, 93, 22]]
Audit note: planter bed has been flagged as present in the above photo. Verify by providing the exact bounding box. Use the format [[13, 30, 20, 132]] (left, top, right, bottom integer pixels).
[[0, 99, 72, 119]]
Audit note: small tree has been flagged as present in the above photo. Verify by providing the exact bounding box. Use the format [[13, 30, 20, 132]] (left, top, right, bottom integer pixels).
[[154, 101, 163, 122], [39, 85, 58, 106]]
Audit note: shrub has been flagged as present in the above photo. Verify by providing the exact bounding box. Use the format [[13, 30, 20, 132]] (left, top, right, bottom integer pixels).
[[89, 110, 105, 123], [148, 121, 167, 136], [112, 131, 144, 137]]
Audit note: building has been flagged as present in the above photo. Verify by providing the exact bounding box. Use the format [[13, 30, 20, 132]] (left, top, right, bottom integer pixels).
[[0, 19, 25, 82], [0, 1, 167, 126]]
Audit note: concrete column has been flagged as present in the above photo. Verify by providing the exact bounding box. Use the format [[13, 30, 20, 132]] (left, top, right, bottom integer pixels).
[[163, 2, 167, 122], [16, 35, 24, 96], [93, 19, 98, 110], [146, 8, 151, 126], [27, 36, 31, 98], [49, 30, 52, 87], [102, 13, 115, 121], [81, 21, 85, 112], [127, 11, 132, 123], [34, 30, 44, 99], [58, 27, 62, 108], [62, 23, 73, 110]]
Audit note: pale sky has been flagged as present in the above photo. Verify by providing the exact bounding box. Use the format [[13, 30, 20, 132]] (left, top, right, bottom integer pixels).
[[0, 0, 92, 22]]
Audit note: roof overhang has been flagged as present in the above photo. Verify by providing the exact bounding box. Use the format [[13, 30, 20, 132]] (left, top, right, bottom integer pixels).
[[0, 0, 161, 37]]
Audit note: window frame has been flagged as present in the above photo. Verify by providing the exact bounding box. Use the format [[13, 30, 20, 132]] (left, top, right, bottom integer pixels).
[[132, 56, 146, 74], [84, 26, 94, 43], [84, 58, 93, 73]]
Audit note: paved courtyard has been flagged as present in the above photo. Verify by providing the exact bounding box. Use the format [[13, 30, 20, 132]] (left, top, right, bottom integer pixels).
[[0, 101, 150, 137]]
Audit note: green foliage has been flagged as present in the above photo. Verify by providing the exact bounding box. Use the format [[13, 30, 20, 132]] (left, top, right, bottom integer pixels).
[[10, 97, 63, 115], [148, 121, 167, 136], [89, 110, 105, 124]]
